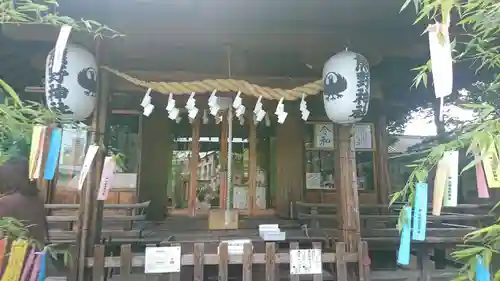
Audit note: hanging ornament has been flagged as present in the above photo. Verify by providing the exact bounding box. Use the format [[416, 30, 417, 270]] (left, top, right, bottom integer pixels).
[[275, 97, 288, 124], [208, 89, 220, 116], [166, 93, 180, 121], [253, 96, 266, 124], [300, 94, 310, 121], [143, 103, 154, 117], [45, 44, 98, 121], [443, 150, 459, 207], [185, 92, 199, 123], [322, 50, 370, 124], [428, 14, 453, 121]]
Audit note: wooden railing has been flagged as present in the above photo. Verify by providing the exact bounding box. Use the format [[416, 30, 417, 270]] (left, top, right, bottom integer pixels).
[[49, 241, 369, 281], [44, 240, 465, 281], [294, 201, 496, 244]]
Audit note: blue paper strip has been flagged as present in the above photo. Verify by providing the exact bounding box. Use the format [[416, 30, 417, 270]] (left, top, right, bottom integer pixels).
[[37, 251, 47, 281], [476, 255, 490, 281], [43, 128, 62, 180], [412, 182, 428, 241], [397, 206, 412, 265]]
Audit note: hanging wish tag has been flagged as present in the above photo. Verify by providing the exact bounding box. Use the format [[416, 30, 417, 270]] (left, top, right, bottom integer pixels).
[[33, 126, 48, 180], [143, 103, 155, 117], [78, 145, 100, 190], [476, 255, 490, 281], [412, 182, 428, 241], [44, 128, 63, 180], [52, 25, 72, 73], [481, 144, 500, 188], [432, 156, 448, 216], [29, 125, 44, 180], [397, 206, 412, 265], [443, 151, 459, 207], [475, 155, 490, 198], [428, 21, 453, 99], [97, 156, 117, 201]]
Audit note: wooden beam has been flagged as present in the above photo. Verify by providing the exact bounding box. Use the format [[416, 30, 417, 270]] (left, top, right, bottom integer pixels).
[[188, 118, 201, 216], [248, 116, 257, 215]]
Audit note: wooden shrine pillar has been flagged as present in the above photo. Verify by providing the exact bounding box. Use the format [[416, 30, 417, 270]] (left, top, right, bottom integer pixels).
[[188, 118, 200, 216], [275, 113, 304, 218], [219, 112, 228, 209], [335, 125, 361, 254], [248, 116, 257, 214], [372, 82, 391, 206], [75, 38, 110, 281], [138, 107, 172, 221]]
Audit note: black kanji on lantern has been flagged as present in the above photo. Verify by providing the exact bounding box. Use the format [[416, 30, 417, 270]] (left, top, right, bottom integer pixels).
[[47, 48, 72, 115], [349, 53, 370, 119]]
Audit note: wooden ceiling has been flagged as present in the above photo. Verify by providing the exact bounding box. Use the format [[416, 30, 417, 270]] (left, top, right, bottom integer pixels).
[[2, 0, 429, 79]]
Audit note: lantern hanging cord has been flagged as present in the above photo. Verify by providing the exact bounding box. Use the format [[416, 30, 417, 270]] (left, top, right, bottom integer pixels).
[[102, 66, 323, 101]]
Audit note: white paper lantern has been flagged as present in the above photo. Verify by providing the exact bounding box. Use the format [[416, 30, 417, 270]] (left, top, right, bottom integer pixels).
[[322, 51, 370, 124], [45, 44, 97, 121]]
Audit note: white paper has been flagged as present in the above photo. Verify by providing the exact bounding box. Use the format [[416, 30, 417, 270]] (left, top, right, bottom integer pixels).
[[52, 25, 72, 73], [428, 22, 453, 98], [290, 249, 322, 275], [210, 104, 220, 116], [145, 246, 181, 274], [254, 96, 263, 114], [185, 93, 196, 110], [143, 103, 154, 117], [235, 105, 246, 117], [277, 111, 288, 124], [168, 107, 180, 120], [353, 124, 373, 150], [306, 173, 322, 189], [275, 101, 284, 115], [301, 109, 310, 121], [166, 94, 176, 111], [218, 240, 251, 255], [77, 144, 99, 190], [97, 156, 116, 201], [208, 90, 218, 106], [233, 92, 242, 109], [443, 150, 459, 207], [188, 107, 199, 119], [314, 123, 334, 149], [140, 89, 152, 107]]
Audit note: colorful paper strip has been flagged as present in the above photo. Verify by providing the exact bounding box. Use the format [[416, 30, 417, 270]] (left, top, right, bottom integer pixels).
[[476, 155, 490, 198], [43, 128, 63, 180], [432, 157, 448, 216], [36, 251, 47, 281], [412, 182, 428, 241], [476, 255, 490, 281], [97, 156, 117, 200], [397, 206, 412, 265], [0, 239, 29, 281], [443, 151, 459, 207], [28, 125, 43, 180], [482, 144, 500, 188]]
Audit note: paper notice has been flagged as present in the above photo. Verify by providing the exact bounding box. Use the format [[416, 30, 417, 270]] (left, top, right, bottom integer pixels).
[[97, 156, 116, 200], [77, 145, 99, 190]]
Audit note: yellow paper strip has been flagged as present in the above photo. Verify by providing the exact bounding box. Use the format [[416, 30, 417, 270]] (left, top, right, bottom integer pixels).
[[28, 125, 43, 180], [432, 157, 448, 216], [0, 239, 29, 281]]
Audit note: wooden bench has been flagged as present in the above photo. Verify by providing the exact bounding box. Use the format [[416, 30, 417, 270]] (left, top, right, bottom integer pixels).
[[46, 201, 150, 243]]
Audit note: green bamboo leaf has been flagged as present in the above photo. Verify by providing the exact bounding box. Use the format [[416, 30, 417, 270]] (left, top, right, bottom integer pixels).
[[0, 79, 22, 106]]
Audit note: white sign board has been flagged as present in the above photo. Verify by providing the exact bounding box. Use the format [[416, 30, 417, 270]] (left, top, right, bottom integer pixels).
[[353, 124, 373, 150], [218, 239, 251, 255], [144, 246, 181, 274], [306, 173, 322, 189], [290, 249, 322, 275], [314, 123, 334, 149]]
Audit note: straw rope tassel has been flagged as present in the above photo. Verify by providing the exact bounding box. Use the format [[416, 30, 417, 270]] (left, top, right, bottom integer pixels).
[[1, 239, 29, 281]]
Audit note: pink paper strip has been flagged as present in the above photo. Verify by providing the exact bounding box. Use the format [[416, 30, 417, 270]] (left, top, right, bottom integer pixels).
[[28, 255, 40, 281], [20, 247, 35, 281], [476, 159, 490, 198]]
